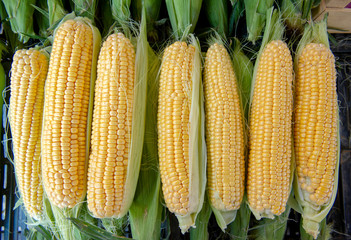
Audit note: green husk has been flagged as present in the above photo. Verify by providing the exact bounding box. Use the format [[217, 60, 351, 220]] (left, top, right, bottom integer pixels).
[[165, 0, 203, 40], [111, 0, 132, 24], [280, 0, 312, 31], [131, 0, 162, 23], [50, 204, 87, 240], [204, 0, 228, 38], [232, 38, 253, 120], [129, 8, 163, 240], [244, 0, 274, 43], [189, 193, 212, 240], [97, 0, 114, 37], [300, 217, 332, 240], [173, 35, 206, 234], [73, 0, 97, 20], [101, 217, 128, 236], [2, 0, 36, 43], [70, 218, 130, 240], [228, 0, 245, 37], [293, 18, 340, 239], [0, 3, 23, 51], [131, 0, 162, 41], [229, 196, 251, 239], [251, 206, 291, 240], [33, 0, 50, 37], [47, 0, 66, 27]]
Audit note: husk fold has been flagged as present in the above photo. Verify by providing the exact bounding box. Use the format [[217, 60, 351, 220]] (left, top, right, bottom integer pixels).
[[293, 18, 340, 239]]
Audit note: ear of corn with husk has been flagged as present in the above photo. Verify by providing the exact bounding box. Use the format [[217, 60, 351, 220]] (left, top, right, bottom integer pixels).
[[42, 13, 101, 210], [247, 8, 294, 220], [158, 0, 206, 233], [203, 36, 245, 231], [293, 17, 339, 239], [86, 1, 147, 222], [158, 36, 206, 233]]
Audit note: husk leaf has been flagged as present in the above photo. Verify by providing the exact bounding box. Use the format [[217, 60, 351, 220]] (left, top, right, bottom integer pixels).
[[165, 0, 203, 40], [73, 0, 96, 21], [251, 206, 291, 240], [111, 0, 131, 24], [244, 0, 274, 43], [229, 195, 251, 239], [131, 0, 162, 23], [189, 193, 212, 240], [101, 217, 128, 236], [204, 0, 228, 38], [47, 0, 67, 27], [232, 38, 253, 120], [0, 42, 7, 132], [129, 8, 163, 240], [70, 217, 129, 240], [300, 217, 332, 240], [2, 0, 36, 43], [280, 0, 313, 31]]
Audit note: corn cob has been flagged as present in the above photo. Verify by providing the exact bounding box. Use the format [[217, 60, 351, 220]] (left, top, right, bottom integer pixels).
[[204, 43, 245, 212], [247, 40, 293, 218], [87, 32, 135, 218], [294, 43, 338, 208], [10, 49, 48, 219], [42, 17, 100, 208]]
